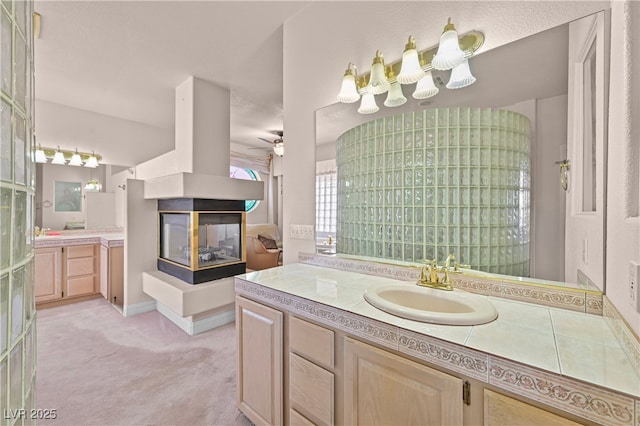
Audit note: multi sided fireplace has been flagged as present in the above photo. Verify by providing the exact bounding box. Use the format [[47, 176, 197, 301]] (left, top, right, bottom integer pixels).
[[158, 198, 246, 284]]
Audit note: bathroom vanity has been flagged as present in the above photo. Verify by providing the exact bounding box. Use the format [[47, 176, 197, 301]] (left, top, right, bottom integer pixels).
[[235, 256, 639, 426], [34, 231, 124, 308]]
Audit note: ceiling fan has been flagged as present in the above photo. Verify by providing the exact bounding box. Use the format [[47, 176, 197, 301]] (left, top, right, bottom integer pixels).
[[257, 130, 284, 156]]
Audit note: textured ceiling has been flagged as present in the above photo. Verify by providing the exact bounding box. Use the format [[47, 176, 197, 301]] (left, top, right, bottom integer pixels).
[[33, 1, 609, 155]]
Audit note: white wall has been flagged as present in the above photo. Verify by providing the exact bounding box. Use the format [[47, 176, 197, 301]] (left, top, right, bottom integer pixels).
[[36, 100, 173, 167], [606, 1, 640, 335]]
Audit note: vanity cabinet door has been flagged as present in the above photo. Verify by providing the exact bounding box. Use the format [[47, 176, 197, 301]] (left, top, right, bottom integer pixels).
[[236, 296, 283, 426], [484, 389, 581, 426], [34, 247, 63, 303], [344, 337, 463, 426]]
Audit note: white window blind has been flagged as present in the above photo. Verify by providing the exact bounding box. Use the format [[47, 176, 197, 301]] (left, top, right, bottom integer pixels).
[[316, 169, 337, 234]]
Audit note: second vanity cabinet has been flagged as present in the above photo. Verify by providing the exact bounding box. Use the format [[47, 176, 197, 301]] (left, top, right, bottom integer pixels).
[[236, 292, 598, 426], [35, 243, 101, 305]]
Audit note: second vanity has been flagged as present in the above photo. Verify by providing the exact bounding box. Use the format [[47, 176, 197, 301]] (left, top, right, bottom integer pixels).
[[235, 255, 640, 426]]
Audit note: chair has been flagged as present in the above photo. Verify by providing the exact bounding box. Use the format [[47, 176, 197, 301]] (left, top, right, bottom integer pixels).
[[246, 235, 280, 271]]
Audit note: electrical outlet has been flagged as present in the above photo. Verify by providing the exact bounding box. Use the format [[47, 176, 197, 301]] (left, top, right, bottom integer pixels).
[[630, 261, 640, 312]]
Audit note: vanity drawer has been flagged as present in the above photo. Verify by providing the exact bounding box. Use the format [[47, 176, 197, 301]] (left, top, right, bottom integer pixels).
[[289, 353, 333, 426], [289, 316, 334, 369], [66, 244, 96, 259], [67, 257, 96, 277], [66, 275, 96, 297]]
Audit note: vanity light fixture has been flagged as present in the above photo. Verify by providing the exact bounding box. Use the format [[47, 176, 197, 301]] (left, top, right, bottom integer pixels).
[[336, 19, 484, 114], [68, 149, 83, 166], [432, 18, 466, 71], [84, 152, 99, 168], [384, 69, 407, 108], [35, 146, 102, 168], [51, 147, 66, 165], [34, 145, 48, 163]]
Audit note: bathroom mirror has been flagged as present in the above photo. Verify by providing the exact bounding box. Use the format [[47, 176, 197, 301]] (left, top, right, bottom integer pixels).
[[316, 11, 609, 292]]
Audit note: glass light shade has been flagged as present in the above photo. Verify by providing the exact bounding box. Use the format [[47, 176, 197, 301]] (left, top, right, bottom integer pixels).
[[69, 152, 83, 166], [366, 52, 390, 95], [51, 151, 66, 165], [446, 58, 476, 89], [432, 30, 465, 71], [337, 73, 360, 103], [357, 92, 379, 114], [384, 82, 407, 107], [413, 71, 439, 99], [397, 49, 425, 84], [273, 142, 284, 157], [84, 155, 99, 168], [34, 149, 47, 163]]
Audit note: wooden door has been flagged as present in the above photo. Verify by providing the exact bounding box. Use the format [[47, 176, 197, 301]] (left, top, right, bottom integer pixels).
[[34, 247, 62, 303], [344, 337, 463, 426], [236, 296, 283, 426], [484, 389, 581, 425], [109, 246, 124, 307]]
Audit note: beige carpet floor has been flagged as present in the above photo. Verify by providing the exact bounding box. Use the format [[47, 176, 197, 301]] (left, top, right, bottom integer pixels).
[[36, 298, 252, 426]]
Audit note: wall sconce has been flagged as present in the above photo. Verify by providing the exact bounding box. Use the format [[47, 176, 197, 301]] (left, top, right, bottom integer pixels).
[[336, 18, 484, 114], [34, 145, 102, 168]]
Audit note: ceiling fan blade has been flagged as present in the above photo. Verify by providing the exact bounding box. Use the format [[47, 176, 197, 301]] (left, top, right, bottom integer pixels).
[[258, 137, 274, 144]]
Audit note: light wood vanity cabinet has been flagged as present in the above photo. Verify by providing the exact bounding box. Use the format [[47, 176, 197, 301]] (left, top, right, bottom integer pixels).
[[34, 247, 63, 302], [100, 245, 124, 307], [344, 337, 463, 425], [235, 296, 283, 426], [35, 243, 101, 306], [483, 389, 582, 426], [236, 294, 588, 426]]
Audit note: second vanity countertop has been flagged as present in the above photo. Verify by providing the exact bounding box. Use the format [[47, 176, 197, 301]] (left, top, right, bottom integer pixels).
[[236, 263, 640, 401], [34, 230, 124, 248]]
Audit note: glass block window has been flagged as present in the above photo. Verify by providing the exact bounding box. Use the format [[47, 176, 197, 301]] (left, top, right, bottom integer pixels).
[[336, 108, 530, 277], [316, 169, 337, 234], [0, 0, 36, 419]]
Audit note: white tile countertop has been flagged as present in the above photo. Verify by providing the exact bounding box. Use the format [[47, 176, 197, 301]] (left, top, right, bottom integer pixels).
[[34, 230, 124, 248], [236, 263, 640, 402]]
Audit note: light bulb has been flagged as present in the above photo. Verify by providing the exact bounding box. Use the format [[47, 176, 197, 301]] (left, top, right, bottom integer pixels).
[[69, 150, 83, 166], [337, 64, 360, 103], [84, 154, 99, 168], [432, 18, 465, 71], [357, 92, 379, 114], [34, 147, 47, 163], [446, 58, 476, 89], [413, 71, 439, 99], [397, 36, 425, 84], [366, 51, 390, 95], [51, 149, 66, 165]]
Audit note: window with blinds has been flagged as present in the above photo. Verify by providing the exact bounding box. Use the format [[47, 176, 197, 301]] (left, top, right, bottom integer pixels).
[[316, 170, 337, 234]]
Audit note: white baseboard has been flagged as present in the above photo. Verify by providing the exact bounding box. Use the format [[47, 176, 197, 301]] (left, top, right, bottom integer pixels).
[[123, 300, 157, 317], [156, 302, 234, 335]]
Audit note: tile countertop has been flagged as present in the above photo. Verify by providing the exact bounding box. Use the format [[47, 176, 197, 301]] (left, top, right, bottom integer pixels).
[[237, 263, 640, 399], [34, 231, 125, 248]]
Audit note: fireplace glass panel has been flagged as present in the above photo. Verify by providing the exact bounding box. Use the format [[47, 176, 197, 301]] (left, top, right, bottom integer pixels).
[[159, 213, 191, 267], [197, 213, 241, 268]]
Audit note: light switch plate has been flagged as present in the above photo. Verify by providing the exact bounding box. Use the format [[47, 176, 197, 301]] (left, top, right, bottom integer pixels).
[[630, 261, 640, 312], [290, 224, 314, 240]]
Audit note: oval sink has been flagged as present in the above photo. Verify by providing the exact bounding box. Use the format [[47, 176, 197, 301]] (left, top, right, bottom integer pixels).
[[363, 284, 498, 325]]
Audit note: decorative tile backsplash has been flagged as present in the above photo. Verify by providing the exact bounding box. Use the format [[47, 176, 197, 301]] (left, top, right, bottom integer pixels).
[[336, 107, 531, 276]]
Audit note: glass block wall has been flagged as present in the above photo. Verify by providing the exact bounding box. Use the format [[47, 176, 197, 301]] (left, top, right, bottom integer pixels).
[[336, 108, 530, 276], [1, 0, 37, 423]]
